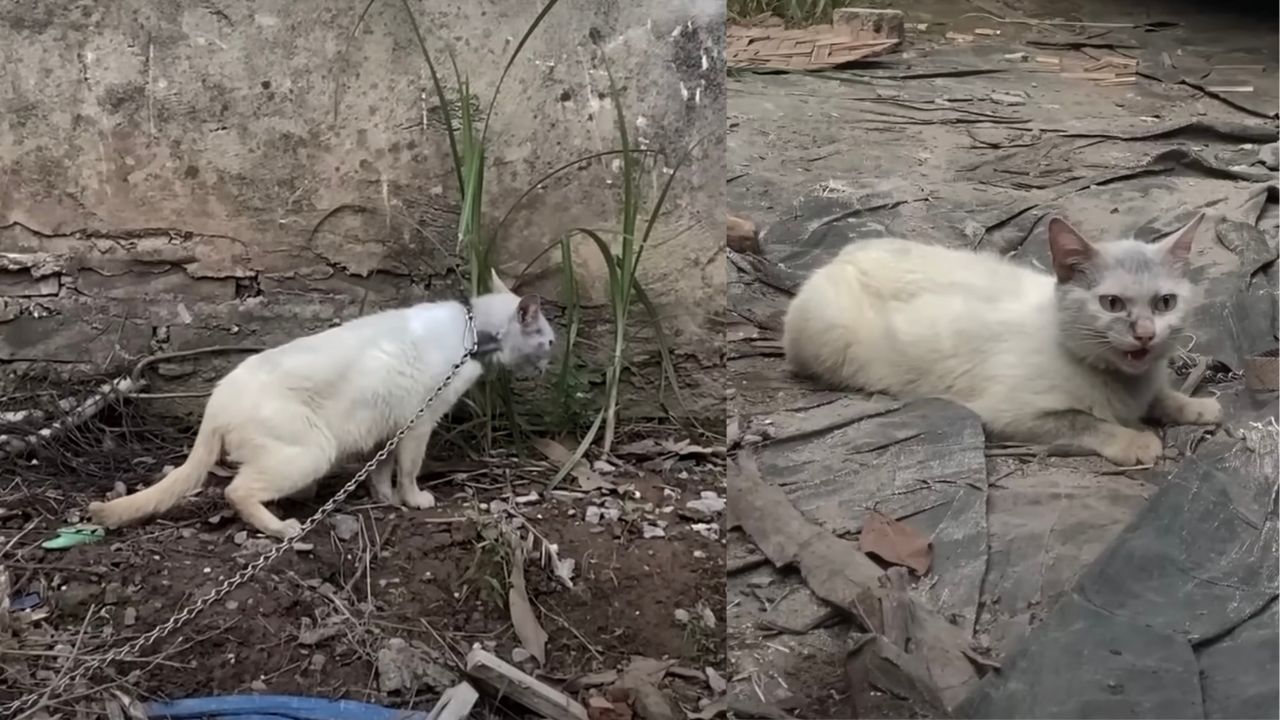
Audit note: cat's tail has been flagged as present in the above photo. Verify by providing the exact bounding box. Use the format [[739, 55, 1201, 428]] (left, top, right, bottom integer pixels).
[[89, 421, 223, 528]]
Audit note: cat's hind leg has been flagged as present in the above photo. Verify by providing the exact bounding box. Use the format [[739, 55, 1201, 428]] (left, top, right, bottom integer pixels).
[[1147, 386, 1223, 426], [394, 426, 435, 510], [996, 410, 1163, 466], [224, 446, 332, 539], [368, 458, 398, 506]]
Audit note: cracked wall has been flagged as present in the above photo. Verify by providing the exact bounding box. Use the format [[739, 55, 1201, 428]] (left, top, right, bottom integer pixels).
[[0, 0, 725, 414]]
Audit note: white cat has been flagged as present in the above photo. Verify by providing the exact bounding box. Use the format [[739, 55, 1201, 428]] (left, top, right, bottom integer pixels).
[[89, 272, 555, 538], [782, 215, 1222, 466]]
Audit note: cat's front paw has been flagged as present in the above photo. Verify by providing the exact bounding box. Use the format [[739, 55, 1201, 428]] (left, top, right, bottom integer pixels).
[[267, 518, 304, 540], [1176, 396, 1223, 425], [400, 489, 437, 510], [1098, 429, 1163, 466]]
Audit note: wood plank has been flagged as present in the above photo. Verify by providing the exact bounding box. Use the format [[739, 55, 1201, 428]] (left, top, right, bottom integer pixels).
[[466, 648, 589, 720]]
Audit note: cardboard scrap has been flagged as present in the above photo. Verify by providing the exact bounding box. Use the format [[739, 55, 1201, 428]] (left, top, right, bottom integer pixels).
[[728, 14, 900, 71], [859, 511, 933, 575]]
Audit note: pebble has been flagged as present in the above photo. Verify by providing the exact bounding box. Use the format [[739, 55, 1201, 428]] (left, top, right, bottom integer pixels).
[[642, 523, 667, 539], [123, 607, 137, 626], [292, 542, 315, 552], [328, 513, 361, 541], [250, 680, 268, 692], [686, 491, 725, 515], [232, 530, 248, 546], [309, 653, 327, 672], [674, 608, 691, 623], [511, 647, 533, 664]]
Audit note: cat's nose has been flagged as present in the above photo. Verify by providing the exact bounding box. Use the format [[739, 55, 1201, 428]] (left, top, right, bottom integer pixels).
[[1131, 317, 1155, 346]]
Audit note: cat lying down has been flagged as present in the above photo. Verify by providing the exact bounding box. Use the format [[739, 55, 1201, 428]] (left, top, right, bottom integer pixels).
[[89, 272, 555, 539], [783, 214, 1221, 466]]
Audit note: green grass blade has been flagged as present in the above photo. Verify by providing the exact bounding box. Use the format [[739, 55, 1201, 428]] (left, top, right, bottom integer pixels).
[[397, 0, 463, 191]]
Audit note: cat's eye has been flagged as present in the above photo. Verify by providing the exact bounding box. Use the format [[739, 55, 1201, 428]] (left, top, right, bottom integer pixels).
[[1098, 295, 1126, 313], [1153, 294, 1177, 312]]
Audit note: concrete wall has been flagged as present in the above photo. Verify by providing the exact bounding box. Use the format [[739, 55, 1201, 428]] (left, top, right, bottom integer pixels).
[[0, 0, 725, 414]]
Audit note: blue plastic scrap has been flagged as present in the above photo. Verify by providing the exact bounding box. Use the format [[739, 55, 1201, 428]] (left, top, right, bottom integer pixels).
[[147, 694, 431, 720]]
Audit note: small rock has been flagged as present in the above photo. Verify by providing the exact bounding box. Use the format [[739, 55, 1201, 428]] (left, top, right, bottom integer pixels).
[[376, 637, 459, 694], [592, 460, 617, 474], [642, 523, 667, 539], [122, 607, 137, 626], [180, 528, 197, 539], [232, 530, 248, 546], [674, 609, 691, 624], [109, 481, 128, 500], [989, 92, 1026, 106], [226, 600, 239, 611], [512, 647, 533, 664], [293, 542, 315, 552], [239, 538, 276, 556], [585, 506, 604, 524], [514, 491, 540, 505], [685, 491, 725, 515], [250, 680, 268, 692], [309, 653, 328, 672], [328, 514, 360, 541], [103, 582, 124, 605], [691, 523, 720, 540], [693, 550, 707, 559], [631, 683, 677, 720]]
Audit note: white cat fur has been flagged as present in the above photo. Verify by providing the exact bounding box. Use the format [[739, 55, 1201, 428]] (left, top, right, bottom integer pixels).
[[89, 272, 554, 538], [782, 215, 1222, 466]]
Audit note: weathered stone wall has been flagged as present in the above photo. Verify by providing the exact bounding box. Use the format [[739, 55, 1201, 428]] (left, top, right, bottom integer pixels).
[[0, 0, 724, 414]]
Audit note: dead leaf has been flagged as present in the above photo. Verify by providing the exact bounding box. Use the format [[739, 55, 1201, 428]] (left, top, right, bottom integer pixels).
[[858, 511, 932, 575], [566, 669, 620, 693], [532, 438, 615, 492], [705, 666, 727, 694], [688, 698, 728, 720], [618, 655, 674, 689], [586, 695, 633, 720], [507, 543, 548, 665]]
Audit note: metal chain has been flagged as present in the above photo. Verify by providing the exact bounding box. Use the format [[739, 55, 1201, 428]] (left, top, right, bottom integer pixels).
[[3, 305, 480, 720]]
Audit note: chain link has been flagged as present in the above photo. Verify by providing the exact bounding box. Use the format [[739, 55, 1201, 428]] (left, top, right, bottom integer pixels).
[[3, 305, 480, 719]]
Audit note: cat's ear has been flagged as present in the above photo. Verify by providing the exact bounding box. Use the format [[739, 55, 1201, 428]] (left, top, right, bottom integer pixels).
[[490, 269, 511, 294], [1156, 213, 1203, 266], [517, 294, 542, 329], [1047, 217, 1096, 283]]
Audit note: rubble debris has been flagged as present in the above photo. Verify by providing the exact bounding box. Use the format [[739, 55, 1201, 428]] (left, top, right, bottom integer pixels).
[[327, 514, 360, 541], [466, 647, 589, 720], [686, 491, 726, 515], [376, 637, 459, 694], [832, 8, 905, 42]]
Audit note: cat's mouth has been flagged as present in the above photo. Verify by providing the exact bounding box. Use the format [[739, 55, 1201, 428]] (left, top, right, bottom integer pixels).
[[1122, 348, 1152, 363]]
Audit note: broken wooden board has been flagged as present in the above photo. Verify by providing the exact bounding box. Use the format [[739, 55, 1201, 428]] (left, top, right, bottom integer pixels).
[[730, 451, 981, 711], [466, 647, 589, 720], [727, 16, 899, 71]]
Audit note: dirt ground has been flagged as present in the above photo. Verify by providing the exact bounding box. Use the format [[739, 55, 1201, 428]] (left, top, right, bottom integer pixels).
[[726, 1, 1278, 718], [0, 393, 727, 718]]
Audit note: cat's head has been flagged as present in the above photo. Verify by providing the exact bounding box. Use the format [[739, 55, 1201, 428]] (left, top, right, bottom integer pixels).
[[488, 270, 555, 375], [1048, 214, 1202, 376]]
